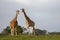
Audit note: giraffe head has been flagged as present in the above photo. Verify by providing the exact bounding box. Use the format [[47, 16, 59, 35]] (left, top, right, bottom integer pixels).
[[16, 10, 20, 15], [21, 8, 25, 13]]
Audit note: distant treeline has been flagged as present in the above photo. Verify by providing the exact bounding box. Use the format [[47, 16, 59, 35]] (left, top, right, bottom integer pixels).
[[48, 32, 60, 35]]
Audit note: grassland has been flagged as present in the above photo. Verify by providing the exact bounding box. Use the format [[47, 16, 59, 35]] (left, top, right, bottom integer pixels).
[[0, 34, 60, 40]]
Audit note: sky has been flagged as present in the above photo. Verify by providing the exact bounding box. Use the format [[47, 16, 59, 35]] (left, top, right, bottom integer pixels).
[[0, 0, 60, 33]]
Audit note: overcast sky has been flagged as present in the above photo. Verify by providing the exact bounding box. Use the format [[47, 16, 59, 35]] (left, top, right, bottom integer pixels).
[[0, 0, 60, 32]]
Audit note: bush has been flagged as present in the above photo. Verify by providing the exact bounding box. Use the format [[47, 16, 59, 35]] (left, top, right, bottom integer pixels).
[[1, 25, 23, 35]]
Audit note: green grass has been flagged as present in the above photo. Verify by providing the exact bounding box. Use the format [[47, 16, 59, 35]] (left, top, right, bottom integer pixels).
[[0, 35, 60, 40]]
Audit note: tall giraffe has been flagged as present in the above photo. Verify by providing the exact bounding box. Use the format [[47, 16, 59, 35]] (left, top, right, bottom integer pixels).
[[21, 8, 35, 35], [9, 10, 20, 36]]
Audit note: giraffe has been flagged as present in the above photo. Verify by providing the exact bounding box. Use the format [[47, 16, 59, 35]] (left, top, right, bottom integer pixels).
[[9, 10, 20, 36], [21, 8, 35, 35]]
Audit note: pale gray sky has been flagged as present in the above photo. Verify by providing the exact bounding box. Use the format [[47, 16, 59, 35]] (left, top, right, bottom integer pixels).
[[0, 0, 60, 32]]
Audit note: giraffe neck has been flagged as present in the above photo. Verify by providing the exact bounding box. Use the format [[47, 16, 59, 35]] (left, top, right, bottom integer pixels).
[[23, 11, 30, 21], [16, 14, 17, 19], [15, 13, 18, 20]]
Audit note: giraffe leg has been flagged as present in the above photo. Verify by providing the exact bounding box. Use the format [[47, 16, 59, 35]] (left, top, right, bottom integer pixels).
[[14, 27, 17, 36], [28, 27, 30, 34], [32, 27, 35, 35], [11, 28, 14, 36], [26, 27, 29, 34]]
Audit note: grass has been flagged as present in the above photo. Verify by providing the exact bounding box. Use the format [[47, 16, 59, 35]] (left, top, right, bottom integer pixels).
[[0, 34, 60, 40]]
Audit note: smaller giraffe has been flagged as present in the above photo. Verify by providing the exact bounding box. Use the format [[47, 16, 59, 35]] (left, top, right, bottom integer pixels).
[[9, 10, 20, 36], [21, 8, 35, 35]]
